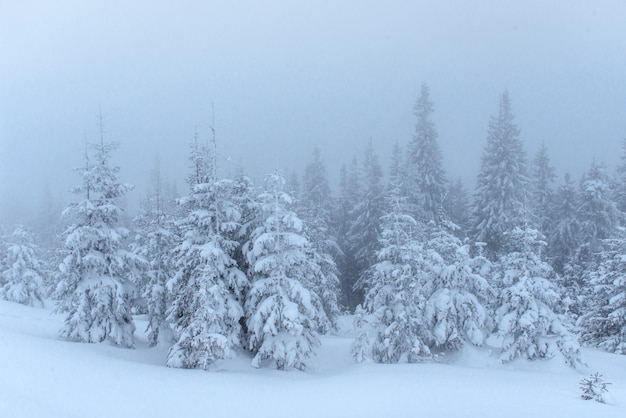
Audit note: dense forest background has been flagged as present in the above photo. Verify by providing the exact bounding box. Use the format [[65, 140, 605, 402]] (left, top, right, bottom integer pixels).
[[1, 86, 625, 370]]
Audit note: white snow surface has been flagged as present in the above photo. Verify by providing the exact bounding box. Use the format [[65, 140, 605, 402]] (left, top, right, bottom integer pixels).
[[1, 300, 625, 418]]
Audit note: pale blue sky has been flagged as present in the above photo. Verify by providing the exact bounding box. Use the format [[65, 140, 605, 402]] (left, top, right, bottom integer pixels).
[[1, 0, 626, 226]]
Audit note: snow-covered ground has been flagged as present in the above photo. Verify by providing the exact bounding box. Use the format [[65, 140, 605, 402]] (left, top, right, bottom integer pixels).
[[1, 300, 624, 418]]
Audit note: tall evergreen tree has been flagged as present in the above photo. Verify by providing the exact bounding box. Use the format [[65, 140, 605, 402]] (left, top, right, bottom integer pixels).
[[579, 230, 626, 354], [472, 91, 528, 258], [300, 147, 341, 331], [493, 227, 581, 367], [166, 137, 248, 370], [407, 83, 446, 223], [548, 173, 581, 275], [243, 172, 320, 370], [56, 119, 139, 347], [336, 158, 361, 311], [347, 141, 384, 307], [577, 160, 620, 250], [356, 181, 431, 363], [423, 229, 492, 351], [132, 161, 177, 346]]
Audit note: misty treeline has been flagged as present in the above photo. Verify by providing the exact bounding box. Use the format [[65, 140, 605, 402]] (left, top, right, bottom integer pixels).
[[2, 85, 625, 371]]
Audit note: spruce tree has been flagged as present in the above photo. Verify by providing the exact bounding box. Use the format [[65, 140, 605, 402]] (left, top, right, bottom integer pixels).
[[407, 83, 446, 223], [347, 141, 384, 306], [579, 231, 626, 354], [423, 229, 492, 351], [336, 158, 361, 311], [578, 160, 620, 250], [166, 138, 248, 369], [300, 147, 341, 332], [132, 161, 177, 346], [56, 119, 138, 347], [548, 173, 581, 274], [357, 180, 431, 363], [493, 227, 581, 367], [243, 172, 320, 370], [472, 91, 528, 258]]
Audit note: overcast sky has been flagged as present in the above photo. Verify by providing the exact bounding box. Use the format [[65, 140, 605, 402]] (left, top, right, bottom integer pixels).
[[1, 0, 626, 227]]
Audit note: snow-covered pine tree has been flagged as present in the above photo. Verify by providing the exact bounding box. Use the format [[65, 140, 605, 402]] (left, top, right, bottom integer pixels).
[[56, 119, 139, 347], [578, 229, 626, 354], [577, 160, 620, 250], [166, 136, 248, 370], [472, 91, 528, 259], [1, 225, 46, 307], [243, 172, 320, 370], [423, 228, 492, 351], [300, 147, 341, 332], [493, 227, 581, 367], [132, 161, 178, 346], [406, 83, 446, 223], [530, 143, 556, 236], [357, 177, 431, 363], [336, 158, 362, 311], [346, 141, 384, 307], [548, 173, 581, 274]]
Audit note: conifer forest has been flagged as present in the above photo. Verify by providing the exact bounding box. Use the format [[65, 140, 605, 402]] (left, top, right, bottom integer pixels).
[[2, 87, 626, 371]]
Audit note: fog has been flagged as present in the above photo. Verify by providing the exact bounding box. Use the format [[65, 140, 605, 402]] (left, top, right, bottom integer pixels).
[[1, 0, 626, 228]]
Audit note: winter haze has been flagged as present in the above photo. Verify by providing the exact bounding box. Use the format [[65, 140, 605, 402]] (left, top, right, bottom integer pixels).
[[1, 0, 625, 224]]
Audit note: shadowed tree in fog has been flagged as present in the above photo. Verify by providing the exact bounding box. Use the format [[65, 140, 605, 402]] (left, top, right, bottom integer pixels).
[[472, 91, 528, 258], [406, 83, 446, 224]]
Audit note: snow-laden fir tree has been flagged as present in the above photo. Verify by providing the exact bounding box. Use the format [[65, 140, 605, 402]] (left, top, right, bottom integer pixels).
[[422, 228, 492, 351], [356, 178, 431, 363], [336, 158, 362, 311], [472, 91, 528, 259], [406, 83, 446, 223], [166, 138, 248, 370], [132, 161, 178, 346], [578, 229, 626, 354], [56, 121, 139, 347], [493, 227, 582, 367], [346, 141, 384, 307], [1, 225, 46, 307], [577, 160, 620, 250], [300, 147, 341, 332], [243, 172, 320, 370], [548, 173, 581, 274]]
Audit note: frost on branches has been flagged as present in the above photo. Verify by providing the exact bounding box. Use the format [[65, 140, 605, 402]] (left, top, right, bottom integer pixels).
[[493, 227, 582, 367], [1, 226, 45, 307], [55, 133, 139, 348], [243, 172, 320, 370]]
